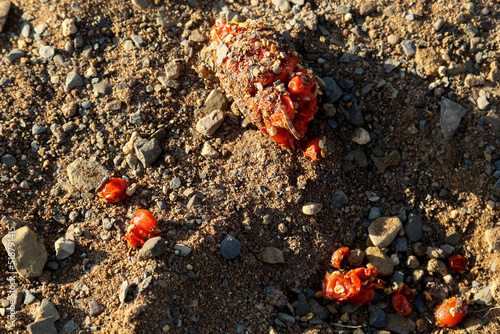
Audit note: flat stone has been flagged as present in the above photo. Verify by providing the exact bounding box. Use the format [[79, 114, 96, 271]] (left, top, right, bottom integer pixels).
[[196, 110, 225, 136], [404, 213, 423, 242], [67, 158, 109, 193], [464, 317, 483, 333], [372, 150, 401, 173], [36, 299, 60, 321], [302, 203, 322, 215], [440, 97, 466, 139], [104, 99, 121, 111], [383, 313, 416, 334], [330, 189, 348, 208], [485, 228, 500, 252], [322, 77, 343, 103], [93, 80, 112, 96], [118, 280, 130, 304], [444, 231, 463, 246], [260, 247, 284, 264], [295, 294, 310, 317], [365, 247, 394, 276], [473, 286, 492, 305], [24, 289, 36, 305], [1, 154, 16, 168], [134, 138, 162, 167], [485, 111, 500, 133], [368, 217, 402, 247], [65, 70, 83, 91], [387, 34, 400, 45], [54, 236, 75, 260], [5, 48, 24, 62], [173, 244, 191, 256], [2, 226, 47, 278], [477, 95, 489, 110], [197, 89, 229, 117], [0, 1, 11, 33], [27, 317, 57, 334], [464, 74, 485, 88], [359, 2, 377, 16], [221, 234, 241, 260], [39, 45, 55, 60], [272, 0, 291, 12], [137, 237, 167, 260], [88, 299, 104, 317], [164, 60, 181, 80], [32, 124, 46, 135]]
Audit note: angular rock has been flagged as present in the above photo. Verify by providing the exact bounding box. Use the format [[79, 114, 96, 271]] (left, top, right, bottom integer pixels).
[[54, 236, 75, 260], [164, 60, 181, 80], [368, 217, 402, 247], [400, 40, 416, 57], [137, 237, 167, 260], [189, 29, 207, 43], [322, 77, 343, 103], [372, 151, 401, 173], [2, 226, 47, 278], [134, 138, 162, 167], [36, 299, 60, 321], [67, 158, 109, 192], [221, 234, 241, 260], [294, 9, 318, 31], [65, 70, 83, 91], [365, 247, 394, 276], [491, 280, 500, 303], [485, 228, 500, 252], [330, 189, 348, 208], [88, 299, 104, 317], [200, 142, 219, 159], [197, 89, 229, 117], [62, 18, 77, 36], [347, 249, 364, 267], [93, 81, 112, 96], [260, 247, 284, 264], [104, 100, 121, 111], [440, 97, 466, 139], [27, 317, 57, 334], [173, 244, 191, 256], [369, 305, 387, 328], [427, 259, 447, 275], [196, 110, 225, 136], [39, 45, 55, 60], [118, 279, 130, 304], [485, 111, 500, 133], [60, 319, 80, 334]]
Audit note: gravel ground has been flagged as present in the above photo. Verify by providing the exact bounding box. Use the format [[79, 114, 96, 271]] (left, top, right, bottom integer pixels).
[[0, 0, 500, 333]]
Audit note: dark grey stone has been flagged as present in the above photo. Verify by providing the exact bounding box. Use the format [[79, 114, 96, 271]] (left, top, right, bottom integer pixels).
[[440, 97, 466, 139], [383, 313, 416, 334], [221, 234, 241, 260], [88, 299, 104, 317], [27, 317, 57, 334], [405, 213, 423, 242], [5, 48, 25, 62], [134, 138, 162, 167], [369, 305, 387, 328], [444, 231, 463, 246], [322, 77, 343, 103], [400, 40, 416, 57], [138, 237, 167, 260], [330, 189, 348, 208], [295, 293, 310, 317], [1, 154, 17, 168], [394, 236, 408, 252], [65, 70, 83, 90]]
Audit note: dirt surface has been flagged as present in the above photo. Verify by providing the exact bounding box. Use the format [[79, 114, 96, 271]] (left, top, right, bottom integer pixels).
[[0, 0, 499, 333]]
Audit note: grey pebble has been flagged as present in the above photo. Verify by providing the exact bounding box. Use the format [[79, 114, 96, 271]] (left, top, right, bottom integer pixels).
[[170, 177, 181, 189], [118, 280, 130, 304], [260, 247, 284, 264], [330, 189, 348, 208], [134, 138, 162, 167], [1, 154, 17, 168], [473, 286, 492, 305], [88, 299, 104, 317], [221, 234, 241, 260], [444, 231, 463, 246], [369, 305, 387, 328], [322, 77, 343, 103], [39, 45, 55, 60], [24, 290, 36, 305], [400, 40, 416, 57], [196, 110, 225, 136], [369, 207, 382, 220], [5, 48, 25, 62], [37, 299, 60, 321], [138, 237, 167, 260], [55, 236, 75, 260], [404, 213, 423, 242], [65, 70, 83, 91], [383, 313, 416, 334], [295, 293, 310, 317], [440, 97, 466, 139], [60, 319, 81, 334], [32, 124, 46, 135], [174, 244, 191, 256]]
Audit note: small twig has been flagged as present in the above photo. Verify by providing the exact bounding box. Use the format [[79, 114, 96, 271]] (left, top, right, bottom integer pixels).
[[330, 323, 362, 329], [470, 305, 500, 318], [424, 317, 433, 324]]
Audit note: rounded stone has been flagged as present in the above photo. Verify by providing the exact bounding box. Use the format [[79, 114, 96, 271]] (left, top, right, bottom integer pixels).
[[368, 217, 402, 247]]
